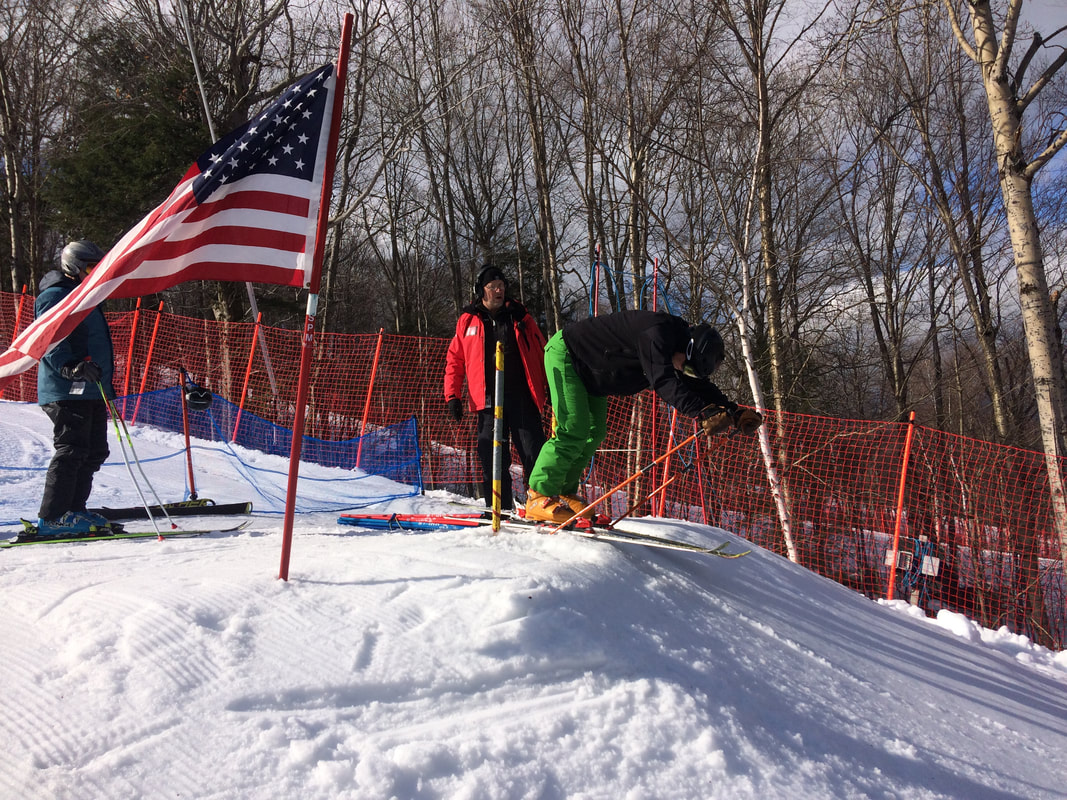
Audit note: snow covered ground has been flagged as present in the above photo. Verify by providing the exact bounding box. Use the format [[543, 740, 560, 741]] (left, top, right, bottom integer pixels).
[[1, 399, 1065, 799]]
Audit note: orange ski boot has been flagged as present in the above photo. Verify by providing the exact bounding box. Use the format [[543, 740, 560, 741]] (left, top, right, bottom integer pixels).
[[560, 494, 596, 520], [524, 490, 578, 524]]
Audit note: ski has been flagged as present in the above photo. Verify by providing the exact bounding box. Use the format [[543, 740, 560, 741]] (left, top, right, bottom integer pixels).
[[89, 500, 253, 521], [1, 521, 251, 549], [495, 515, 750, 558], [338, 512, 487, 531], [337, 510, 749, 558], [556, 525, 750, 558]]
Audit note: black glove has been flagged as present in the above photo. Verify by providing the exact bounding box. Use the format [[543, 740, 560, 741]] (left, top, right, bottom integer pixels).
[[699, 406, 733, 439], [447, 398, 464, 422], [62, 360, 103, 383], [732, 407, 763, 435]]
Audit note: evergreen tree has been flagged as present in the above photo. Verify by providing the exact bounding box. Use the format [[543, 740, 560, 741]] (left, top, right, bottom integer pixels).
[[44, 25, 207, 249]]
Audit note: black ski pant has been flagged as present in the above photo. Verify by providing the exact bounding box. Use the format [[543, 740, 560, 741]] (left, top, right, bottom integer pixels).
[[38, 400, 110, 521], [475, 391, 546, 510]]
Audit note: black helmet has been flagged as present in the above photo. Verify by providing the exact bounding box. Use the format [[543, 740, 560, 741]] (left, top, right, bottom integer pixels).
[[185, 386, 213, 411], [61, 239, 105, 278], [685, 324, 724, 378]]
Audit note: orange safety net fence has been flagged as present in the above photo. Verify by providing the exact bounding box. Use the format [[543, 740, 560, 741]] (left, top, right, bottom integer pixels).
[[2, 293, 1063, 649]]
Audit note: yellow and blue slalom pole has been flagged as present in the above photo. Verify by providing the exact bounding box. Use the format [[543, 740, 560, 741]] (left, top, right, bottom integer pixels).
[[492, 340, 505, 532]]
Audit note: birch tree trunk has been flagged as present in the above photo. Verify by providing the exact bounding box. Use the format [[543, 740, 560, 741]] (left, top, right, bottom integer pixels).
[[944, 0, 1067, 564], [483, 0, 563, 331]]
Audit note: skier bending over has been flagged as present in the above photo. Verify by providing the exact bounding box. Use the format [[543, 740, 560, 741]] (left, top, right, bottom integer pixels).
[[524, 309, 763, 524]]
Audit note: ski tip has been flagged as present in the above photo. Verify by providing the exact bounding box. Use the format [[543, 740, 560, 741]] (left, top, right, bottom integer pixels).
[[708, 543, 750, 558]]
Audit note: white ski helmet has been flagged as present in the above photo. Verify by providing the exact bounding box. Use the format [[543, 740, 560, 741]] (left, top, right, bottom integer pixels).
[[60, 239, 105, 278]]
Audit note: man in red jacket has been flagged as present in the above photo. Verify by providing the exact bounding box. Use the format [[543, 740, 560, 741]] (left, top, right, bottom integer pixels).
[[444, 264, 549, 510]]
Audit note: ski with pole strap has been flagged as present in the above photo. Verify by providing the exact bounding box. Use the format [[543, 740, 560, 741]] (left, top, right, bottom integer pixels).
[[90, 500, 253, 521], [1, 521, 251, 548]]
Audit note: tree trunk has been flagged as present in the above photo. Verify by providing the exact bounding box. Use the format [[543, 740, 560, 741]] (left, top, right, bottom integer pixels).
[[963, 0, 1067, 565]]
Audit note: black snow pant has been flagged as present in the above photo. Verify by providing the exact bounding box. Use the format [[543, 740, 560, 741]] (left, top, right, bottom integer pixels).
[[475, 391, 546, 510], [38, 400, 110, 521]]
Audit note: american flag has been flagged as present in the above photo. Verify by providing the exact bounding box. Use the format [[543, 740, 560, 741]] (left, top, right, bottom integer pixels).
[[0, 63, 337, 389]]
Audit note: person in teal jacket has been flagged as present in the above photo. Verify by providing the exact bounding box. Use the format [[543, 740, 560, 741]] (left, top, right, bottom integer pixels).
[[33, 239, 117, 537]]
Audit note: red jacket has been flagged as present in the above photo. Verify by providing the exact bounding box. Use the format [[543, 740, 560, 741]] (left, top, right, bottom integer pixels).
[[444, 300, 549, 412]]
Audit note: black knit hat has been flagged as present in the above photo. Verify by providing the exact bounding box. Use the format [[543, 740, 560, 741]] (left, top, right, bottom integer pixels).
[[474, 264, 508, 298]]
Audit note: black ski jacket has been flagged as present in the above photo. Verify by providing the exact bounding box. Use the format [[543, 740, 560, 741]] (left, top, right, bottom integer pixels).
[[560, 310, 735, 418]]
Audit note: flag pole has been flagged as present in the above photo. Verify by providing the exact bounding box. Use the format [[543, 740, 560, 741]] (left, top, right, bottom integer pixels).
[[279, 13, 353, 581], [176, 0, 281, 400]]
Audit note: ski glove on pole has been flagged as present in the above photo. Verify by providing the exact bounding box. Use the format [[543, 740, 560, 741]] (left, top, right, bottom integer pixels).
[[733, 408, 764, 435], [447, 397, 465, 422], [61, 360, 102, 383], [700, 406, 734, 439], [699, 405, 764, 440]]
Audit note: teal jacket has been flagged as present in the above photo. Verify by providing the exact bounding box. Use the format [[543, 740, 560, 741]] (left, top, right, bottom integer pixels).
[[35, 270, 115, 404]]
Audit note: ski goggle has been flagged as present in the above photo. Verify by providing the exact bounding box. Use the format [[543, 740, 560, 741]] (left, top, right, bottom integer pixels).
[[682, 339, 702, 378]]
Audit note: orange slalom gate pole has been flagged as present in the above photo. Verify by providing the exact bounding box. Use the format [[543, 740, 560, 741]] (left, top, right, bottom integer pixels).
[[551, 431, 701, 533], [121, 297, 143, 416], [131, 301, 164, 424], [886, 411, 917, 601], [355, 328, 384, 469], [232, 311, 262, 442]]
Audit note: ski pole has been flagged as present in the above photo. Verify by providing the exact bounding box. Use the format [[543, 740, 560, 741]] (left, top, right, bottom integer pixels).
[[100, 385, 178, 532], [610, 474, 678, 528], [102, 390, 164, 538], [550, 431, 702, 533]]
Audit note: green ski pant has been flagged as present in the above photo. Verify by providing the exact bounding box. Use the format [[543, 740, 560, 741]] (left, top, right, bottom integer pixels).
[[528, 331, 608, 497]]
